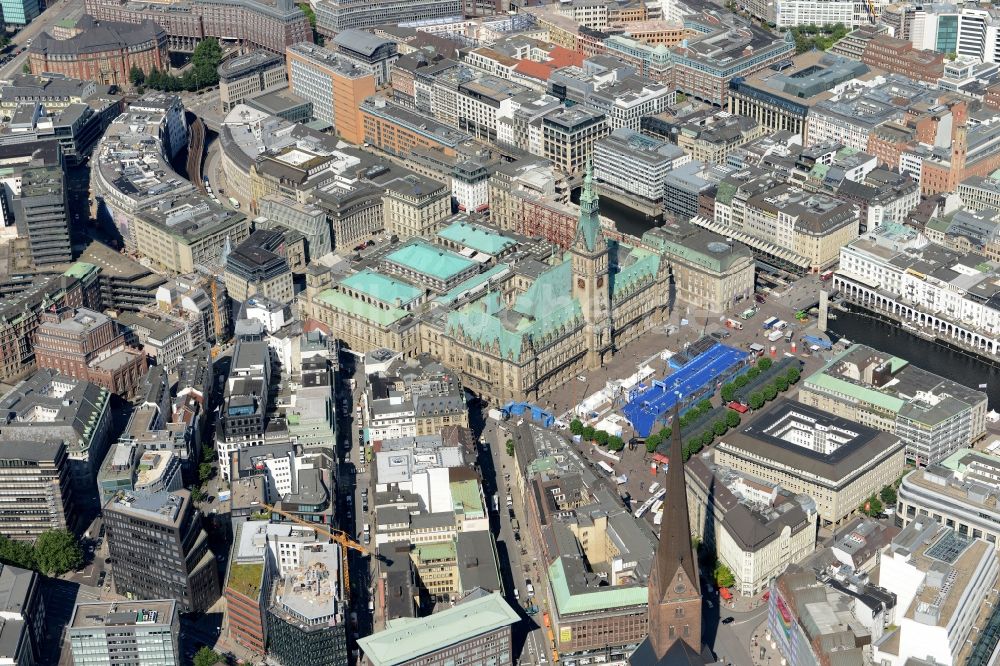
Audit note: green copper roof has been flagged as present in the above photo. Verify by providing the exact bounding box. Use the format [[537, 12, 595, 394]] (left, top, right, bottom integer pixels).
[[413, 541, 456, 563], [358, 592, 520, 665], [451, 479, 485, 518], [437, 220, 516, 255], [434, 263, 511, 306], [341, 269, 422, 306], [316, 289, 410, 327], [548, 558, 647, 615], [576, 162, 602, 252], [612, 245, 660, 298], [447, 257, 582, 361], [940, 448, 1000, 473], [804, 352, 906, 413], [64, 262, 97, 280], [385, 240, 476, 281]]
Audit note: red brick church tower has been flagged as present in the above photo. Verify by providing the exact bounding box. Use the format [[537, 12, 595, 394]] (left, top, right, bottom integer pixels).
[[645, 404, 703, 660]]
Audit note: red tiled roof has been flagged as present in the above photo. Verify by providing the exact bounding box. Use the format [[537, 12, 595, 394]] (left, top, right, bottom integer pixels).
[[514, 60, 554, 81], [546, 46, 584, 68]]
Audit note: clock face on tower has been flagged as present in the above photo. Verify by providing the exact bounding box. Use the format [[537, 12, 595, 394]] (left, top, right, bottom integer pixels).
[[675, 583, 686, 594]]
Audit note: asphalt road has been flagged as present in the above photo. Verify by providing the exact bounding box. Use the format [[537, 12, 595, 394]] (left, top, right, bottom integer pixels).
[[180, 87, 224, 129], [711, 604, 768, 666], [483, 417, 552, 665]]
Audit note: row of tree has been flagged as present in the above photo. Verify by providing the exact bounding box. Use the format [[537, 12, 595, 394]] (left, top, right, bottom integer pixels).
[[0, 530, 83, 576], [742, 366, 801, 410], [297, 3, 324, 45], [720, 356, 775, 402], [190, 429, 218, 503], [569, 420, 626, 451], [643, 398, 716, 453], [130, 39, 223, 92], [721, 361, 801, 409]]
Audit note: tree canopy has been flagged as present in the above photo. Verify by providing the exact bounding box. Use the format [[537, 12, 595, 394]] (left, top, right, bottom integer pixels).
[[0, 536, 36, 571], [193, 647, 224, 666], [146, 38, 223, 92], [34, 530, 83, 576], [714, 562, 736, 589]]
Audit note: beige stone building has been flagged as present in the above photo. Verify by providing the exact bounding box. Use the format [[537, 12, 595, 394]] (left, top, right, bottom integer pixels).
[[303, 173, 756, 403], [218, 50, 287, 113], [638, 223, 755, 313], [686, 456, 817, 596], [676, 112, 764, 165], [383, 175, 451, 240], [713, 401, 906, 527], [132, 200, 251, 274], [542, 107, 609, 175], [709, 176, 860, 274]]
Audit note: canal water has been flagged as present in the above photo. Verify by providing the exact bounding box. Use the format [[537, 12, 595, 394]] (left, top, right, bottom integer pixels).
[[572, 187, 664, 237], [827, 307, 1000, 411]]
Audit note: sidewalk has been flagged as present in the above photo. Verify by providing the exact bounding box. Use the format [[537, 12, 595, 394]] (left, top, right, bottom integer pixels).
[[749, 622, 784, 666]]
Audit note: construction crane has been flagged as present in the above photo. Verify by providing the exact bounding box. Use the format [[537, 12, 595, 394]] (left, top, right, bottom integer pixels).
[[261, 503, 369, 603], [210, 276, 223, 342], [864, 0, 877, 24]]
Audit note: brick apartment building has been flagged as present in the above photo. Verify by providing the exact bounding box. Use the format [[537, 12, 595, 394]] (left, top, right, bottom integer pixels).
[[34, 307, 147, 397], [28, 16, 168, 87], [83, 0, 312, 54], [0, 262, 101, 384], [861, 37, 945, 84]]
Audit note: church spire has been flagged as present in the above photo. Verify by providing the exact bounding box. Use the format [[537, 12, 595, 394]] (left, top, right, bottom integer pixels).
[[654, 403, 698, 596], [575, 160, 602, 253], [646, 402, 702, 659]]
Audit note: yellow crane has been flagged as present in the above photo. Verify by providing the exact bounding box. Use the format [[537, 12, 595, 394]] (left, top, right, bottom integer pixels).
[[261, 503, 369, 603]]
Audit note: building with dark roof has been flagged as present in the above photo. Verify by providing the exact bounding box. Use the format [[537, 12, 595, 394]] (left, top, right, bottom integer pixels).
[[686, 455, 817, 596], [83, 0, 312, 54], [0, 368, 111, 517], [728, 51, 874, 142], [219, 50, 288, 113], [0, 261, 101, 384], [79, 240, 167, 312], [332, 29, 399, 87], [714, 400, 906, 527], [0, 564, 44, 666], [224, 229, 294, 305], [104, 489, 220, 613], [14, 154, 73, 266], [245, 88, 312, 124], [28, 15, 168, 87], [0, 441, 73, 539]]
